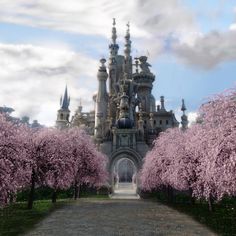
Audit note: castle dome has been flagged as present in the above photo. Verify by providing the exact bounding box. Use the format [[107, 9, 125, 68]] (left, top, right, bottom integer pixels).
[[116, 117, 133, 129]]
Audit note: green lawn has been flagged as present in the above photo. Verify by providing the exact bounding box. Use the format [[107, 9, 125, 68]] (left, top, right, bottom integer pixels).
[[0, 200, 66, 236]]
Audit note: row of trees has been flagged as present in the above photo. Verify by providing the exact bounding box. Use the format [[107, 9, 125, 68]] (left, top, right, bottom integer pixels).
[[0, 114, 108, 208], [140, 88, 236, 210]]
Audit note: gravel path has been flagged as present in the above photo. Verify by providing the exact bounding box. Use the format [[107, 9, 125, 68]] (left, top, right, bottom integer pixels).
[[25, 199, 216, 236]]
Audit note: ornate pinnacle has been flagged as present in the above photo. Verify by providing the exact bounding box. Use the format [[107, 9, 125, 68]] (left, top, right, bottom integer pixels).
[[112, 18, 117, 44], [181, 99, 186, 113], [100, 58, 106, 69], [124, 22, 131, 58]]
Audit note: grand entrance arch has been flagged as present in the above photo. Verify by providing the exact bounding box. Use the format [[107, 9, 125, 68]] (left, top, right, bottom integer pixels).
[[109, 149, 142, 197]]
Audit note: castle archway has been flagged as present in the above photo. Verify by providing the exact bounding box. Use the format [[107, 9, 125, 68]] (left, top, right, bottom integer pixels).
[[109, 149, 142, 194]]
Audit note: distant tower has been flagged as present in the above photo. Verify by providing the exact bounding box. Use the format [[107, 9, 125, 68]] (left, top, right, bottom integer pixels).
[[94, 58, 108, 141], [108, 18, 119, 95], [181, 99, 188, 130], [56, 85, 70, 129], [124, 22, 132, 77], [160, 96, 166, 111]]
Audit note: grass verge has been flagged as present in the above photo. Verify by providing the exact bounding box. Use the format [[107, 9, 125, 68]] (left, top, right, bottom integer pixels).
[[154, 194, 236, 236], [0, 200, 66, 236]]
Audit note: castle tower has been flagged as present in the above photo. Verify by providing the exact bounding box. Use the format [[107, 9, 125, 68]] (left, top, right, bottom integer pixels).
[[56, 85, 70, 129], [123, 22, 132, 77], [133, 56, 155, 114], [181, 99, 188, 130], [108, 18, 119, 95], [94, 58, 108, 141]]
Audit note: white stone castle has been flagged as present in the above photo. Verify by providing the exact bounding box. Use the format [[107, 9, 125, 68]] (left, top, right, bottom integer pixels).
[[56, 19, 188, 193]]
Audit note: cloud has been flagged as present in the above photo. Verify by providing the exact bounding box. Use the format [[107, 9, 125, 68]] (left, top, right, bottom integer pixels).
[[0, 43, 98, 126], [1, 0, 236, 69], [230, 24, 236, 30], [188, 112, 198, 125], [0, 0, 197, 58], [0, 0, 195, 37], [173, 30, 236, 69]]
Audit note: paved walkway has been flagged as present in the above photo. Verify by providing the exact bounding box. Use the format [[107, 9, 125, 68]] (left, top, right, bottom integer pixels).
[[25, 199, 216, 236]]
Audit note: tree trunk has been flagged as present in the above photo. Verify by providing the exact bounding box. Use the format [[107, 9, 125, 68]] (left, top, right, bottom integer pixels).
[[52, 190, 57, 203], [208, 197, 214, 212], [77, 185, 81, 199], [167, 185, 174, 203], [28, 170, 36, 209], [74, 182, 78, 200], [189, 188, 195, 205], [9, 193, 15, 204]]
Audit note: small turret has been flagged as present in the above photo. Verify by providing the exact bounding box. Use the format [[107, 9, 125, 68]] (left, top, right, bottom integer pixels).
[[60, 85, 70, 110], [181, 99, 188, 130], [160, 96, 166, 111], [95, 58, 108, 140], [56, 85, 70, 129]]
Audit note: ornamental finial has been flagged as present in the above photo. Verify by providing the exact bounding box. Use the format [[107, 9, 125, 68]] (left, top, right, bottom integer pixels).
[[111, 18, 117, 44], [181, 99, 186, 113]]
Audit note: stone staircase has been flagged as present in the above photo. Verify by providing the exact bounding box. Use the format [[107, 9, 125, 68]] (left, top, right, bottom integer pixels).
[[110, 183, 140, 199]]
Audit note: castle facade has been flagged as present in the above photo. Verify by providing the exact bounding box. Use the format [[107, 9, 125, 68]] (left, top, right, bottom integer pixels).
[[56, 19, 188, 192]]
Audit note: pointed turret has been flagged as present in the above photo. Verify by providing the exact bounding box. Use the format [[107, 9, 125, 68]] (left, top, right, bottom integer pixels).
[[109, 18, 119, 59], [181, 99, 188, 130], [123, 22, 132, 77], [61, 85, 70, 110], [124, 22, 131, 59], [56, 85, 70, 129], [108, 18, 119, 95], [112, 18, 117, 45]]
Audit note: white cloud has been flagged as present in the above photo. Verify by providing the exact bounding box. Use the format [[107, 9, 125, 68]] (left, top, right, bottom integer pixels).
[[188, 112, 198, 126], [0, 0, 196, 38], [173, 30, 236, 69], [230, 24, 236, 30], [2, 0, 236, 69], [0, 43, 98, 126], [0, 0, 197, 59]]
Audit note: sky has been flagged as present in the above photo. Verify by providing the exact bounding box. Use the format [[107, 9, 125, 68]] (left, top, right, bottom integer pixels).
[[0, 0, 235, 126]]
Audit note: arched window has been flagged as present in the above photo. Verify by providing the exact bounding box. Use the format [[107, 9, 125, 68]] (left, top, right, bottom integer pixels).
[[60, 113, 63, 120]]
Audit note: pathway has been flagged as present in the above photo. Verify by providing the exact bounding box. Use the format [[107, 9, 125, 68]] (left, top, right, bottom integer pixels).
[[25, 199, 216, 236]]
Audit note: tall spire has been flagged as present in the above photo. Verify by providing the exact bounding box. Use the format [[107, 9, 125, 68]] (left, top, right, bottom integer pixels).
[[112, 18, 117, 44], [181, 99, 186, 114], [124, 22, 131, 58], [109, 18, 119, 56], [61, 85, 70, 110], [181, 99, 188, 129]]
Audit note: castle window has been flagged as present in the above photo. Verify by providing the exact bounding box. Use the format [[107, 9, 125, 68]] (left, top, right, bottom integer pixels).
[[66, 114, 69, 121], [160, 120, 162, 125], [166, 120, 169, 125], [60, 113, 63, 120], [154, 120, 156, 125]]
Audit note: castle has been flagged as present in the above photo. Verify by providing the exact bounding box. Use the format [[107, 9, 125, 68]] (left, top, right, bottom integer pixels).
[[56, 19, 188, 193]]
